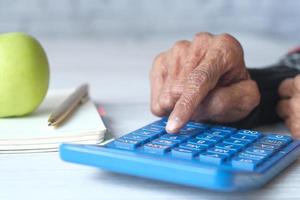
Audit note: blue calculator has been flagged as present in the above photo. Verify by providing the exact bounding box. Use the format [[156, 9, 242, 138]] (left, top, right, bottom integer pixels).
[[60, 118, 300, 191]]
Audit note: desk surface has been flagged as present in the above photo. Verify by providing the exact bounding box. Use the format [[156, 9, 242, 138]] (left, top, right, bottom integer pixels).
[[1, 35, 299, 200]]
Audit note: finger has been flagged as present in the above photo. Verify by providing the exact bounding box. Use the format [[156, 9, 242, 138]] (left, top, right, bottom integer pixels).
[[169, 40, 190, 74], [166, 53, 222, 133], [293, 75, 300, 93], [168, 41, 200, 97], [277, 99, 291, 119], [285, 117, 292, 131], [158, 76, 186, 113], [150, 72, 166, 116], [182, 33, 213, 73], [192, 80, 260, 122], [157, 42, 190, 114], [158, 78, 178, 113], [285, 117, 300, 138], [278, 96, 300, 119], [191, 32, 213, 55], [170, 79, 185, 98], [278, 78, 294, 98], [163, 34, 212, 112], [150, 54, 167, 116]]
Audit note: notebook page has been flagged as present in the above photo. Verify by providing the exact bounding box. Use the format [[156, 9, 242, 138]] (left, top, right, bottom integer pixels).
[[0, 89, 106, 140]]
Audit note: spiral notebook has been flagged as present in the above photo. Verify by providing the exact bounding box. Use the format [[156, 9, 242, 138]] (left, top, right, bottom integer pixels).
[[0, 89, 106, 153]]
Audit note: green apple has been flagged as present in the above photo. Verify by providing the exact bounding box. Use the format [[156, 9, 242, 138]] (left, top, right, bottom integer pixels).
[[0, 32, 49, 117]]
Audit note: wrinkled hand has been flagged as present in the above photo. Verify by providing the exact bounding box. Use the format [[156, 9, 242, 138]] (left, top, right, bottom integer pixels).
[[150, 32, 260, 133], [277, 75, 300, 137]]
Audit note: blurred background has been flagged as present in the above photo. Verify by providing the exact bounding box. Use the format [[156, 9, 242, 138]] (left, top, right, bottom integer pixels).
[[1, 0, 299, 40], [1, 0, 299, 103]]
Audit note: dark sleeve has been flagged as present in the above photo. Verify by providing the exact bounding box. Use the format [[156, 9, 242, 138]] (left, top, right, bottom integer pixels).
[[226, 50, 300, 129]]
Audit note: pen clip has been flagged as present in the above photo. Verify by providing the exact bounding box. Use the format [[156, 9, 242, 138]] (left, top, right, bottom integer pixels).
[[80, 93, 89, 104]]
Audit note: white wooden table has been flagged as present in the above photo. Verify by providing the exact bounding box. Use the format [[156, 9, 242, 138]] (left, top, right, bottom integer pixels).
[[1, 35, 299, 200]]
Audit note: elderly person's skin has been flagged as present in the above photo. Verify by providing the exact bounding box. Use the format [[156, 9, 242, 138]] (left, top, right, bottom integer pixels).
[[277, 75, 300, 137], [150, 32, 260, 133], [151, 32, 300, 138]]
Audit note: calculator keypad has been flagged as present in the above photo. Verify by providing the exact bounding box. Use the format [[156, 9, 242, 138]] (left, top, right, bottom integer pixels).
[[178, 143, 206, 152], [143, 143, 171, 155], [171, 147, 201, 159], [160, 134, 189, 142], [111, 119, 293, 171]]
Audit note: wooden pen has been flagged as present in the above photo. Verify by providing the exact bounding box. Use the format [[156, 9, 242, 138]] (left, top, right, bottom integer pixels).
[[48, 84, 89, 127]]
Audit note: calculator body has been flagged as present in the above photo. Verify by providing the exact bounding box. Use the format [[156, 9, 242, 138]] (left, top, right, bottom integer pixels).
[[60, 119, 300, 191]]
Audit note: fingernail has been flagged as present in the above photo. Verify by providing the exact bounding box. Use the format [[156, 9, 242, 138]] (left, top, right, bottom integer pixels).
[[166, 117, 181, 133]]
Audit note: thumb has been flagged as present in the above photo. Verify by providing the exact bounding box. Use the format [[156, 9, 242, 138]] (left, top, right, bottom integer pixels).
[[193, 80, 260, 123]]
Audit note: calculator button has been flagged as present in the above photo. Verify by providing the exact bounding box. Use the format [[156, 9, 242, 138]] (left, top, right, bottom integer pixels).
[[143, 143, 171, 155], [196, 134, 222, 142], [199, 152, 228, 164], [122, 133, 151, 143], [152, 139, 178, 147], [237, 152, 267, 161], [231, 157, 262, 170], [171, 147, 201, 159], [204, 130, 233, 138], [223, 138, 250, 147], [237, 129, 262, 138], [265, 134, 292, 143], [207, 147, 236, 157], [114, 138, 142, 150], [179, 143, 207, 151], [151, 119, 167, 127], [180, 126, 206, 134], [188, 139, 216, 147], [185, 121, 209, 129], [244, 147, 274, 157], [142, 124, 165, 133], [253, 142, 280, 151], [160, 134, 189, 142], [210, 126, 237, 133], [133, 130, 161, 139], [260, 137, 288, 148], [230, 133, 257, 142], [215, 143, 243, 152], [177, 130, 199, 138]]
